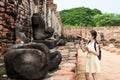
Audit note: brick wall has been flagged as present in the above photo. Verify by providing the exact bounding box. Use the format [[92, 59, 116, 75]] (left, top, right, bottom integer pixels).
[[0, 1, 15, 50], [63, 27, 120, 41], [47, 0, 62, 36], [0, 0, 31, 53], [0, 0, 62, 52]]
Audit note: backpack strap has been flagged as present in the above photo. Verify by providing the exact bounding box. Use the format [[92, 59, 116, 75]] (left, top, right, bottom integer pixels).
[[94, 42, 101, 60], [94, 42, 97, 51]]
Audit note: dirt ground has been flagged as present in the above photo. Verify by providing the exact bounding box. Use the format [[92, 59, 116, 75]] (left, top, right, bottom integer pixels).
[[99, 50, 120, 80], [77, 49, 120, 80]]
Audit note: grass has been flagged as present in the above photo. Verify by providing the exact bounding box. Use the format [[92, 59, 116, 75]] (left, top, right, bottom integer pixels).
[[0, 58, 6, 76], [0, 68, 6, 75]]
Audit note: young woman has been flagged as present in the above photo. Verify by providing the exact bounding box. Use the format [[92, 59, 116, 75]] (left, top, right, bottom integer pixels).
[[81, 30, 101, 80]]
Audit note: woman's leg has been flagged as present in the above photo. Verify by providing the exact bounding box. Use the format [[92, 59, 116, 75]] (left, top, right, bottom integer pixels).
[[85, 72, 90, 80], [92, 73, 97, 80]]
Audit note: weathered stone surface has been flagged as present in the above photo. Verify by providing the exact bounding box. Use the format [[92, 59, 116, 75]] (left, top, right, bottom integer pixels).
[[63, 27, 120, 41], [5, 49, 47, 79], [46, 74, 75, 80], [4, 42, 63, 80], [61, 63, 76, 68], [0, 7, 5, 12], [0, 2, 4, 7], [0, 0, 63, 79], [4, 43, 49, 79], [49, 51, 62, 71], [0, 25, 3, 30]]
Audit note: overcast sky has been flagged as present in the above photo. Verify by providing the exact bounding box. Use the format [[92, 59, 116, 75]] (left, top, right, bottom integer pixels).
[[54, 0, 120, 14]]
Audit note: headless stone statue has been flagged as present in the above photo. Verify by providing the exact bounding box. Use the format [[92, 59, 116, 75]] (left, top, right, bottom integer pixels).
[[15, 24, 28, 43], [100, 32, 105, 41]]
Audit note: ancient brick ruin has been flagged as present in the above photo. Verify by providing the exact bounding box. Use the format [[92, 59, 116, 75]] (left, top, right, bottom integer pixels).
[[63, 26, 120, 41], [0, 0, 62, 52], [0, 0, 65, 80], [1, 1, 120, 80]]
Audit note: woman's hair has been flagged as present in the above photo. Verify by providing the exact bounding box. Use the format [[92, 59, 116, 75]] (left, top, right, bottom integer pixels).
[[89, 30, 97, 40]]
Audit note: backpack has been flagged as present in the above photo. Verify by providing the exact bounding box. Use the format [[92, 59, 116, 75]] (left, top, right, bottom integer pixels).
[[94, 42, 102, 60]]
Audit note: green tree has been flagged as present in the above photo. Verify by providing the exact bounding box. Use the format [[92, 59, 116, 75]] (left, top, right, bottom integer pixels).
[[60, 7, 102, 27], [93, 14, 120, 26], [60, 7, 120, 27]]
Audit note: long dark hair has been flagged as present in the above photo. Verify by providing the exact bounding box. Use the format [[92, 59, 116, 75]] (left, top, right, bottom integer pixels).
[[89, 30, 98, 43]]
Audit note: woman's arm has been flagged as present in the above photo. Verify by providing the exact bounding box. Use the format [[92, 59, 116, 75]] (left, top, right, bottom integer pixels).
[[80, 46, 86, 52], [80, 39, 88, 52], [88, 45, 99, 56]]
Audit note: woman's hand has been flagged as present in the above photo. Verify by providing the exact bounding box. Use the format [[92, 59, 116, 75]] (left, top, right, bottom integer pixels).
[[80, 40, 85, 45], [84, 47, 89, 52]]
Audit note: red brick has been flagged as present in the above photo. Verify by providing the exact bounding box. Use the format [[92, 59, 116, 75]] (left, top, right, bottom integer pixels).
[[0, 25, 3, 30], [0, 7, 5, 12], [0, 2, 4, 7], [60, 63, 76, 68], [67, 60, 76, 63], [58, 67, 75, 73], [49, 74, 75, 80], [2, 28, 9, 32]]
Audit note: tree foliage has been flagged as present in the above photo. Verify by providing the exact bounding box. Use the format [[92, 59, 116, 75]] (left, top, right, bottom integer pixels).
[[60, 7, 120, 27]]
